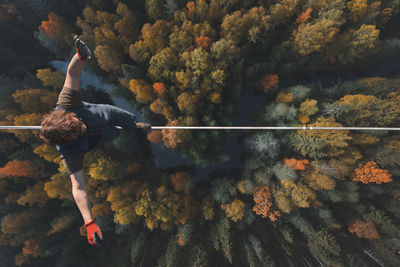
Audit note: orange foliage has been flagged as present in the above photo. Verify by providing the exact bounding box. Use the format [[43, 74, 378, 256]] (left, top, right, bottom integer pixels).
[[153, 82, 166, 95], [161, 120, 187, 148], [0, 160, 37, 178], [348, 219, 380, 239], [260, 74, 279, 92], [353, 161, 392, 184], [176, 232, 185, 246], [186, 2, 196, 17], [283, 158, 309, 170], [195, 36, 212, 49], [275, 92, 293, 103], [147, 130, 162, 144], [170, 172, 194, 193], [252, 186, 281, 222], [296, 8, 313, 23], [22, 239, 42, 257], [39, 13, 69, 45]]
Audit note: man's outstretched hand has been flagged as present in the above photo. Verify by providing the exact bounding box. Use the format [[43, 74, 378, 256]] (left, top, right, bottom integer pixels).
[[136, 122, 151, 132], [84, 220, 103, 245]]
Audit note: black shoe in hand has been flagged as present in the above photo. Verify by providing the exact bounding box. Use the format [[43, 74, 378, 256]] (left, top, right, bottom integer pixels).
[[74, 35, 92, 61], [136, 122, 151, 132]]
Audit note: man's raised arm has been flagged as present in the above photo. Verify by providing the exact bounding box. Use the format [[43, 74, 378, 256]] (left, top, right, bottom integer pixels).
[[70, 170, 103, 245]]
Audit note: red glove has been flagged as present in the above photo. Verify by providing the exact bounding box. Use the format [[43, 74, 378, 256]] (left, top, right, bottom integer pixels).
[[84, 220, 103, 245]]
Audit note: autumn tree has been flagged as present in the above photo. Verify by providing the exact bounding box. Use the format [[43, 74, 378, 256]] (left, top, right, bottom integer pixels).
[[39, 12, 70, 47], [294, 117, 352, 157], [94, 45, 122, 72], [0, 160, 37, 178], [129, 79, 155, 104], [221, 198, 245, 222], [153, 82, 167, 95], [12, 89, 57, 113], [290, 183, 318, 208], [36, 68, 65, 90], [296, 8, 313, 23], [17, 182, 49, 206], [44, 173, 72, 200], [170, 172, 194, 193], [301, 168, 336, 191], [299, 99, 318, 124], [353, 161, 392, 184], [177, 92, 199, 114], [269, 0, 300, 25], [221, 6, 270, 45], [89, 157, 126, 181], [148, 47, 179, 81], [283, 158, 309, 171], [161, 120, 191, 149], [252, 186, 281, 221], [107, 181, 138, 225], [195, 36, 212, 49], [147, 130, 162, 144], [292, 19, 339, 56], [275, 92, 293, 103], [260, 74, 279, 92], [344, 24, 380, 64], [348, 219, 380, 239]]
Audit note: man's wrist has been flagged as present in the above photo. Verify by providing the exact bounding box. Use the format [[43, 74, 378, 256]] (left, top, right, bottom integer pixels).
[[84, 219, 94, 226]]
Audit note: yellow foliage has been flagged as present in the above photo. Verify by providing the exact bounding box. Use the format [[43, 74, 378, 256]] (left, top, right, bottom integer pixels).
[[221, 198, 245, 222], [292, 19, 339, 56], [297, 113, 310, 124], [274, 190, 293, 214], [177, 92, 199, 113], [347, 0, 368, 21], [301, 117, 352, 156], [44, 173, 72, 200], [129, 79, 155, 104], [290, 183, 317, 208], [210, 92, 221, 104], [94, 45, 121, 72], [280, 180, 295, 190], [276, 92, 293, 103], [33, 144, 59, 164], [36, 68, 65, 90], [114, 205, 138, 225], [337, 94, 376, 106], [302, 169, 336, 191], [175, 71, 192, 90], [299, 99, 318, 116], [351, 133, 379, 145], [89, 158, 124, 180]]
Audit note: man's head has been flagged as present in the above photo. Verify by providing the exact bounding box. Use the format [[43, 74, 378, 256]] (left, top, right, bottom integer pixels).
[[39, 109, 86, 145]]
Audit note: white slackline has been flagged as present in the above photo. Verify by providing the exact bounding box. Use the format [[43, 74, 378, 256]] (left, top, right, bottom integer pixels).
[[0, 126, 399, 131]]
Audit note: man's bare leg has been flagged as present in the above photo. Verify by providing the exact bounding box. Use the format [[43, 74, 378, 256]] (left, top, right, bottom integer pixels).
[[63, 53, 85, 92]]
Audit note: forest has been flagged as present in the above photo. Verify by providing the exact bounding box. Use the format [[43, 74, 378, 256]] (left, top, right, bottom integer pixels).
[[0, 0, 399, 266]]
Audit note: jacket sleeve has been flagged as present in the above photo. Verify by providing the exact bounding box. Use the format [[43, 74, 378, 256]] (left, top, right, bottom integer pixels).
[[60, 152, 85, 175]]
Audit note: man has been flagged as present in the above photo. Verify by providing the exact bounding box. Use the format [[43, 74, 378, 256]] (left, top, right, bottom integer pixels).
[[39, 36, 150, 245]]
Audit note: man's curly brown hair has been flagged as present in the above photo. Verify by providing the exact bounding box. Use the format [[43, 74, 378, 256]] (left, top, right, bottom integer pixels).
[[39, 109, 81, 145]]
